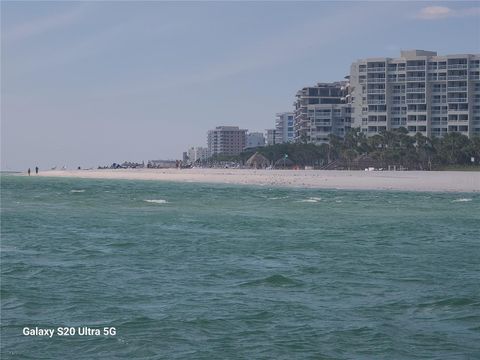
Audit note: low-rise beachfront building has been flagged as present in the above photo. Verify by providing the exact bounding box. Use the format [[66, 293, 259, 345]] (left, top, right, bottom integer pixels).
[[207, 126, 247, 157], [187, 147, 209, 164], [275, 112, 295, 144], [245, 132, 266, 149], [294, 82, 352, 144], [147, 160, 177, 168], [349, 50, 480, 138], [265, 129, 276, 146]]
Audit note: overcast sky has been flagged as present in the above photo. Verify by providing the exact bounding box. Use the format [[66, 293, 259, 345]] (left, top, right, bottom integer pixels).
[[2, 1, 479, 170]]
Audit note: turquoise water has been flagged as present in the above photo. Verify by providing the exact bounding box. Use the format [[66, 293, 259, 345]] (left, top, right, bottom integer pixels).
[[1, 174, 479, 359]]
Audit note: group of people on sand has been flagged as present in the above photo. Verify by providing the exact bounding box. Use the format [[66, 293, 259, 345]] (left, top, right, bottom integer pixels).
[[27, 166, 39, 176]]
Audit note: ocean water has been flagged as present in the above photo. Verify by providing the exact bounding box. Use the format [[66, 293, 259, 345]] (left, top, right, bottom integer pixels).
[[1, 174, 479, 359]]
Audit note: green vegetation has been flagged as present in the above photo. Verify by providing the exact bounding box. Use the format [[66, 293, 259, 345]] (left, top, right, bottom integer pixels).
[[236, 128, 480, 170]]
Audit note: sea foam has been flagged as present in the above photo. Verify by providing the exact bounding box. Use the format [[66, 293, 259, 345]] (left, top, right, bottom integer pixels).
[[452, 198, 472, 202], [70, 190, 85, 193], [299, 197, 322, 203], [144, 199, 168, 204]]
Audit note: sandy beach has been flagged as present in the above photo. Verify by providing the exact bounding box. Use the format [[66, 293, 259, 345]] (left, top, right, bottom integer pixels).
[[32, 168, 480, 192]]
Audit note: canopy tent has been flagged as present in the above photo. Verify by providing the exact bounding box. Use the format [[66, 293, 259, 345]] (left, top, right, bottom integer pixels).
[[273, 157, 295, 169]]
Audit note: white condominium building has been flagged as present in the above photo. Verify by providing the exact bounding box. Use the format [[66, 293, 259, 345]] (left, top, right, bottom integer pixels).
[[265, 129, 276, 146], [207, 126, 247, 157], [187, 147, 209, 164], [349, 50, 480, 138], [294, 82, 352, 144], [275, 112, 295, 144]]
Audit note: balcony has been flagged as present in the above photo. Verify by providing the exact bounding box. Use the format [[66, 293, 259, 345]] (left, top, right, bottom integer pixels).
[[391, 78, 405, 83], [406, 65, 426, 71], [406, 99, 425, 104], [448, 98, 468, 103], [367, 78, 386, 83], [391, 100, 405, 105], [447, 87, 468, 92], [448, 75, 468, 80], [470, 75, 480, 80], [406, 88, 426, 93], [448, 107, 469, 112], [367, 89, 386, 94], [367, 99, 386, 105], [406, 77, 426, 82], [448, 64, 468, 70], [367, 68, 386, 73]]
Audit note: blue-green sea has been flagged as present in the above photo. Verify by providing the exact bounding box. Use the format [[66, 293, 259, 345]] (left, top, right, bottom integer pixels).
[[1, 174, 479, 359]]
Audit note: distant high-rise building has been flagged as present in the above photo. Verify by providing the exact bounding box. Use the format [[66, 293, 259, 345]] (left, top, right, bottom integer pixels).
[[265, 129, 276, 146], [275, 112, 295, 144], [245, 132, 265, 149], [349, 50, 480, 137], [207, 126, 247, 157], [294, 82, 352, 144], [187, 147, 209, 164]]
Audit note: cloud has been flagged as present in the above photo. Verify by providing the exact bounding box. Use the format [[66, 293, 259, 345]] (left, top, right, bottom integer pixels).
[[92, 2, 388, 99], [415, 6, 480, 20], [3, 4, 88, 42]]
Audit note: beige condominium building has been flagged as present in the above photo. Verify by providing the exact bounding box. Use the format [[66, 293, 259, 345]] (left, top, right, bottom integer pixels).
[[207, 126, 247, 157], [294, 82, 352, 144], [349, 50, 480, 138]]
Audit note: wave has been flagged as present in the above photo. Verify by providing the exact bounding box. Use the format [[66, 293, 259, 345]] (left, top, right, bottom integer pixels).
[[144, 199, 168, 204], [70, 189, 85, 193], [298, 197, 322, 203], [240, 274, 302, 287], [452, 198, 472, 202]]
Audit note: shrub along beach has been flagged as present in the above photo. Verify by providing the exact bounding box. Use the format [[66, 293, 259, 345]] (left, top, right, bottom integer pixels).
[[233, 128, 480, 171]]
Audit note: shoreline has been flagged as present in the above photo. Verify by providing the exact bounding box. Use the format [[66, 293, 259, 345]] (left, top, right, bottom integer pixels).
[[25, 168, 480, 193]]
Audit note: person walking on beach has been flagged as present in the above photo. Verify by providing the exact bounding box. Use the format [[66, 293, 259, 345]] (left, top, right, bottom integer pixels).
[[28, 168, 31, 176], [35, 166, 39, 174]]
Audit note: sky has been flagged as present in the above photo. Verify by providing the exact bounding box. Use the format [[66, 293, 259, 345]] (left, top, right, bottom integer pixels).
[[1, 1, 479, 170]]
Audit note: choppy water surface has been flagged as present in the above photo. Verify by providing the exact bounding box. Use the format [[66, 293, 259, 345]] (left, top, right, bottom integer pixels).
[[1, 175, 479, 359]]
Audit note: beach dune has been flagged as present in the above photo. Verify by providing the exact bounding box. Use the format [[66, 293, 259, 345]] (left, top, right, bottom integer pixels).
[[35, 168, 480, 193]]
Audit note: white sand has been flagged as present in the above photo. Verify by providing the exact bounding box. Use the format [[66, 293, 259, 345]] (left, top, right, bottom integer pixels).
[[33, 168, 480, 192]]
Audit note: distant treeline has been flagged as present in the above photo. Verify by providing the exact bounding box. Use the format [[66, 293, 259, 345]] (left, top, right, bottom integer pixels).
[[211, 127, 480, 170]]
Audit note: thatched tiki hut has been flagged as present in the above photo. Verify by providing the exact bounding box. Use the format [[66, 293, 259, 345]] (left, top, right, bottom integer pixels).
[[246, 152, 270, 169]]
